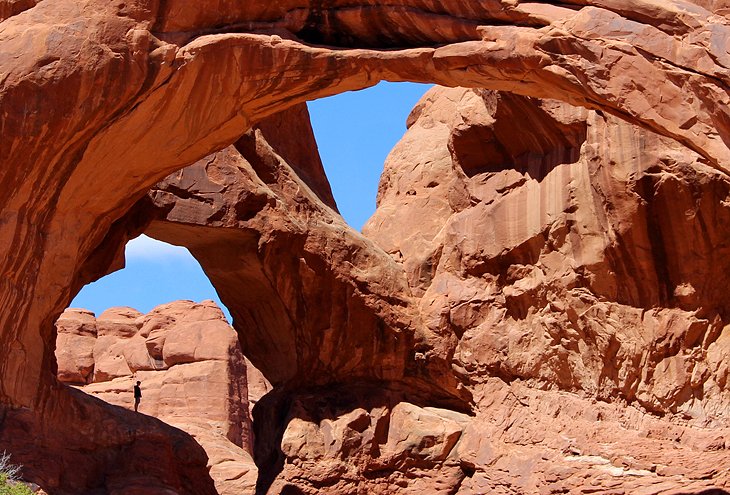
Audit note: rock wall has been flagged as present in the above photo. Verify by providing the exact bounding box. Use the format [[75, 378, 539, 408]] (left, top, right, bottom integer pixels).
[[115, 87, 730, 493], [366, 87, 730, 422], [263, 380, 730, 494], [1, 1, 729, 492], [55, 300, 258, 495], [360, 87, 730, 492]]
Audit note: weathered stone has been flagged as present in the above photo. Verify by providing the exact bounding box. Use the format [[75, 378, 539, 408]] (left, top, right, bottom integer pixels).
[[1, 2, 730, 491], [363, 87, 730, 422], [143, 106, 422, 394], [382, 403, 469, 462], [55, 300, 257, 494], [55, 309, 97, 384], [132, 87, 730, 493]]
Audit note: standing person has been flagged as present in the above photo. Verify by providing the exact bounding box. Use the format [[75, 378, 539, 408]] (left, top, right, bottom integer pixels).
[[133, 381, 142, 412]]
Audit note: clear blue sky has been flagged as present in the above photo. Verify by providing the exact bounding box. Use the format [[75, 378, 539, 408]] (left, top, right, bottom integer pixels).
[[70, 82, 432, 318], [309, 82, 431, 230]]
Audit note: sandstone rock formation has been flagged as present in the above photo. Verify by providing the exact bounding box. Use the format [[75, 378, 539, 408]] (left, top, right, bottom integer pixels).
[[0, 0, 729, 492], [360, 86, 730, 493], [142, 105, 428, 396], [366, 86, 730, 422], [261, 380, 730, 494], [118, 87, 730, 493], [55, 300, 258, 495]]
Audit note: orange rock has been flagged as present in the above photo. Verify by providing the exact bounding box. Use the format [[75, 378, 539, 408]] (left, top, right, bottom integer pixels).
[[55, 308, 97, 384], [1, 2, 729, 491], [55, 300, 257, 494]]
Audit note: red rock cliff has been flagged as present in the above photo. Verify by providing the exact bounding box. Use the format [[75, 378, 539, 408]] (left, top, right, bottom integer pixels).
[[55, 301, 259, 495], [121, 88, 730, 493]]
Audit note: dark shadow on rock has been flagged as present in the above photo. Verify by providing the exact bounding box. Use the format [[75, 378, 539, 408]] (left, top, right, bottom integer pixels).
[[449, 91, 587, 181], [0, 385, 216, 495]]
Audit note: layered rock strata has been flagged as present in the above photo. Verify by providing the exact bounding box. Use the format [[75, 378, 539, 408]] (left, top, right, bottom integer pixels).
[[55, 300, 258, 495], [361, 86, 730, 493]]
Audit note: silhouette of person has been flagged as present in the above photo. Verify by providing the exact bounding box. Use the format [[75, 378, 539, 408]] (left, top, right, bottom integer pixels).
[[133, 381, 142, 412]]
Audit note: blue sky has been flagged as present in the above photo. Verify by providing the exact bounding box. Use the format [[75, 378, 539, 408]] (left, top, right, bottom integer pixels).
[[309, 82, 431, 230], [70, 82, 432, 319]]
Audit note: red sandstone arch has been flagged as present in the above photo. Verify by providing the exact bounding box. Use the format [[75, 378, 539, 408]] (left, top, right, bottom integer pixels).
[[0, 0, 729, 492]]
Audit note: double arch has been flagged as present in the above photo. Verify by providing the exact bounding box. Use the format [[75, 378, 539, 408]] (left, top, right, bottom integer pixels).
[[0, 0, 728, 492]]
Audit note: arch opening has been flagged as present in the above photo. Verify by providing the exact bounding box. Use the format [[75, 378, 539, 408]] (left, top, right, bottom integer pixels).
[[38, 79, 730, 495], [56, 236, 262, 493], [308, 81, 432, 230], [70, 235, 233, 321]]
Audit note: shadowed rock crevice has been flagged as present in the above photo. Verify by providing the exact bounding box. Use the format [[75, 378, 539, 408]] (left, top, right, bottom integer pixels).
[[448, 90, 588, 179], [0, 0, 41, 21]]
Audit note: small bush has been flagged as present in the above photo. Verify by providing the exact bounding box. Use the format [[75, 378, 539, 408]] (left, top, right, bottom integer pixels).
[[0, 453, 32, 495]]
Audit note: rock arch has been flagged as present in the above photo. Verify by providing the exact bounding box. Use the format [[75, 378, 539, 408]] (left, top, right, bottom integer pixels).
[[0, 0, 729, 492]]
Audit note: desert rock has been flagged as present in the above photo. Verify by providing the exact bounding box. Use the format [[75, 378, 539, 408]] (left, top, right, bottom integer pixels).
[[55, 300, 257, 495], [0, 0, 729, 492], [121, 87, 730, 493], [143, 105, 422, 394], [365, 87, 730, 422]]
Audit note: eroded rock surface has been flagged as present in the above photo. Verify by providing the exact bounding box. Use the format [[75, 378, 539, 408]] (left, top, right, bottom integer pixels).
[[121, 87, 730, 493], [143, 105, 426, 395], [1, 1, 730, 491], [55, 300, 257, 495], [363, 86, 730, 493], [367, 87, 730, 423], [258, 380, 730, 494]]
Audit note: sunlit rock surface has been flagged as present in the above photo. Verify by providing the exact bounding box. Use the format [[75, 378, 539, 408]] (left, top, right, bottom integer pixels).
[[56, 300, 258, 495], [367, 87, 730, 422], [1, 0, 729, 491], [117, 87, 730, 493]]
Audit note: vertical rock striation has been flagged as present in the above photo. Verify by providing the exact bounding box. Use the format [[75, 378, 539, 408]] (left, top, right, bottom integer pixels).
[[367, 87, 730, 422]]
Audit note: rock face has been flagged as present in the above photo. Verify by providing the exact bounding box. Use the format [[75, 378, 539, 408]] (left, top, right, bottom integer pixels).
[[360, 86, 730, 492], [55, 300, 258, 495], [261, 381, 730, 494], [138, 104, 468, 489], [143, 104, 424, 395], [0, 1, 729, 492], [126, 87, 730, 493], [366, 87, 730, 422]]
